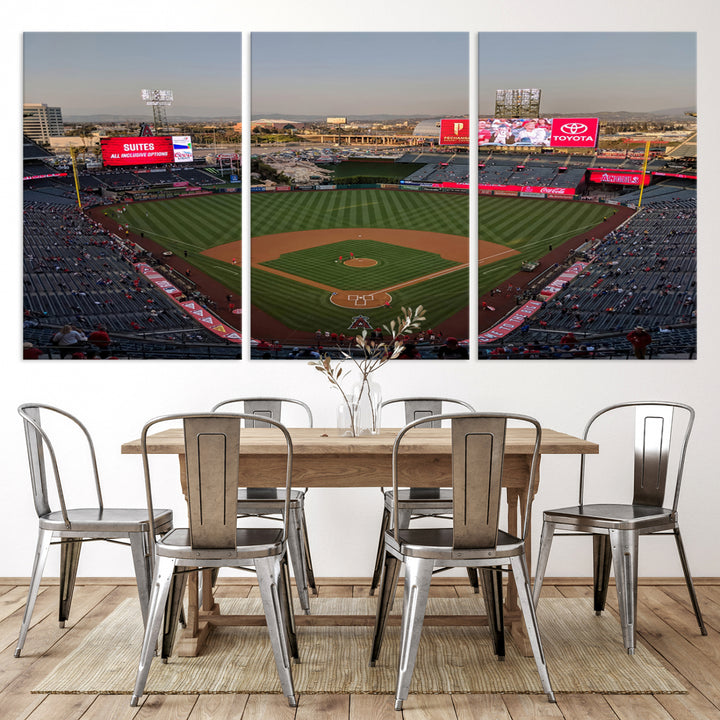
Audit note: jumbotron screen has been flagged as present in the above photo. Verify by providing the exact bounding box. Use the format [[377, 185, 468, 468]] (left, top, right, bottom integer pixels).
[[440, 117, 599, 148], [100, 136, 193, 167]]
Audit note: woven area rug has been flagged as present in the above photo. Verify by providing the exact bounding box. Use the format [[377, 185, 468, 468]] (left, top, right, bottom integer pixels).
[[34, 597, 684, 695]]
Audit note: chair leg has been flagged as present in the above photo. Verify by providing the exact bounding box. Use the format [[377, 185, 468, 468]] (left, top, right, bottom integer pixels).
[[129, 532, 152, 628], [532, 520, 556, 608], [297, 503, 317, 596], [466, 568, 480, 594], [369, 550, 401, 666], [479, 567, 504, 659], [277, 552, 299, 661], [161, 569, 188, 660], [255, 554, 297, 707], [286, 506, 310, 614], [394, 556, 434, 711], [593, 534, 612, 615], [15, 528, 52, 657], [673, 527, 707, 636], [510, 554, 556, 703], [59, 538, 82, 627], [369, 506, 391, 596], [608, 528, 639, 654], [131, 555, 176, 706]]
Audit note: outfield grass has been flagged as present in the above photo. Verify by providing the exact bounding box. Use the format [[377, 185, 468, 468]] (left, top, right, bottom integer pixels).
[[477, 195, 616, 295], [107, 188, 613, 340], [107, 194, 243, 297], [251, 188, 468, 237], [260, 238, 460, 291]]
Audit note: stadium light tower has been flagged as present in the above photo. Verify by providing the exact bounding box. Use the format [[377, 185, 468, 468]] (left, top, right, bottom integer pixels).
[[141, 89, 173, 135]]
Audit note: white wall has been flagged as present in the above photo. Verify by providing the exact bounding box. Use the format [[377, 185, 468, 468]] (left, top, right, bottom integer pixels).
[[4, 1, 718, 581]]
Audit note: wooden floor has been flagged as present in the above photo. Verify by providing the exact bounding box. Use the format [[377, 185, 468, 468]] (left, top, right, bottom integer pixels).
[[1, 577, 719, 720]]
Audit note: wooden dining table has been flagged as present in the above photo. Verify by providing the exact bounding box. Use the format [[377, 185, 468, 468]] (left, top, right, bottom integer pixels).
[[121, 426, 598, 656]]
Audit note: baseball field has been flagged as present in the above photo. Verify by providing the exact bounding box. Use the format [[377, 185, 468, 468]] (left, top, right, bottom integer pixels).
[[106, 187, 616, 341]]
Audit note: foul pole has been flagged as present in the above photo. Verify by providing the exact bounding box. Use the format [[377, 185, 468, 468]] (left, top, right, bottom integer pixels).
[[69, 147, 82, 210], [636, 140, 651, 210]]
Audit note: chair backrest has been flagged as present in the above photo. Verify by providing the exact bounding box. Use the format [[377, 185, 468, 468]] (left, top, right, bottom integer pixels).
[[140, 413, 294, 549], [211, 398, 313, 428], [392, 412, 541, 548], [381, 397, 475, 428], [580, 401, 694, 512], [17, 403, 103, 527]]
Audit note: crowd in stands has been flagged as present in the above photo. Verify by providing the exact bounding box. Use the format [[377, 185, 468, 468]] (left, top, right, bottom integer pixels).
[[22, 201, 240, 359], [481, 197, 697, 358]]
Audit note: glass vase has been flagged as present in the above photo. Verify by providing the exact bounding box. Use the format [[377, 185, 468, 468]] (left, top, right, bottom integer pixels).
[[352, 378, 382, 436]]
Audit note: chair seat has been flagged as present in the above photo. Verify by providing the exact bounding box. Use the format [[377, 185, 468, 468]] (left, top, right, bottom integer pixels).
[[386, 527, 524, 561], [157, 527, 284, 561], [237, 488, 305, 512], [383, 488, 453, 510], [544, 503, 674, 531], [39, 508, 173, 534]]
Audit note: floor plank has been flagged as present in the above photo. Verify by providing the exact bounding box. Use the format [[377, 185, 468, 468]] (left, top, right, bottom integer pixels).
[[349, 694, 396, 719], [500, 694, 563, 719], [188, 694, 249, 719], [655, 688, 720, 720], [241, 693, 296, 720], [605, 694, 674, 720], [81, 694, 148, 720], [296, 694, 349, 718], [554, 694, 618, 720], [134, 695, 199, 720], [24, 693, 96, 719], [402, 694, 457, 719], [0, 578, 713, 720], [452, 694, 511, 720]]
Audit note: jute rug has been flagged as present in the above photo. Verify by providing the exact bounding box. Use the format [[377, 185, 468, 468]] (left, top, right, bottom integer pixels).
[[34, 597, 684, 695]]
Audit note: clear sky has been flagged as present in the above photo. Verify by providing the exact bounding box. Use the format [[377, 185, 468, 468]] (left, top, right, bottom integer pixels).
[[251, 33, 468, 117], [23, 33, 242, 117], [479, 32, 696, 114]]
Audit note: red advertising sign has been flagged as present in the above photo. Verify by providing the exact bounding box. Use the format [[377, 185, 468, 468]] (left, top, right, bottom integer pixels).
[[102, 137, 174, 166], [550, 118, 599, 148], [588, 169, 650, 186], [101, 136, 192, 167], [478, 301, 543, 344], [440, 119, 469, 145], [134, 263, 241, 343]]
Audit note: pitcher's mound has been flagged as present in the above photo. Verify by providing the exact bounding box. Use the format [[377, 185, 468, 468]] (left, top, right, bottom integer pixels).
[[344, 258, 377, 267]]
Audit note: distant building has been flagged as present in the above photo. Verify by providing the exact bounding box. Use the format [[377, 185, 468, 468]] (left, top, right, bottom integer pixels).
[[23, 103, 64, 144]]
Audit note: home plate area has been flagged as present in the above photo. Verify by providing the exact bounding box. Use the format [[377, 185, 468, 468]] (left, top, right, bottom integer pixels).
[[330, 290, 392, 309]]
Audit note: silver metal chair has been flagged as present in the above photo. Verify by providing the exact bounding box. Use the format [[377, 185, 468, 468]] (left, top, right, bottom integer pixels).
[[211, 398, 316, 614], [369, 397, 477, 596], [131, 412, 297, 707], [16, 403, 173, 658], [370, 412, 555, 710], [533, 401, 706, 655]]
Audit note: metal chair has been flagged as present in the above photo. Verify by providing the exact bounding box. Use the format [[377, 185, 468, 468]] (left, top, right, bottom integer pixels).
[[370, 412, 555, 710], [131, 412, 297, 707], [533, 401, 706, 654], [369, 397, 477, 596], [211, 398, 316, 613], [16, 403, 173, 658]]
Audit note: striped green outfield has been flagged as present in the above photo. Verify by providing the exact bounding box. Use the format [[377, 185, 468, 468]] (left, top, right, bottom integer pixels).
[[477, 195, 616, 295], [108, 193, 244, 297], [107, 188, 613, 339], [251, 188, 469, 237]]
